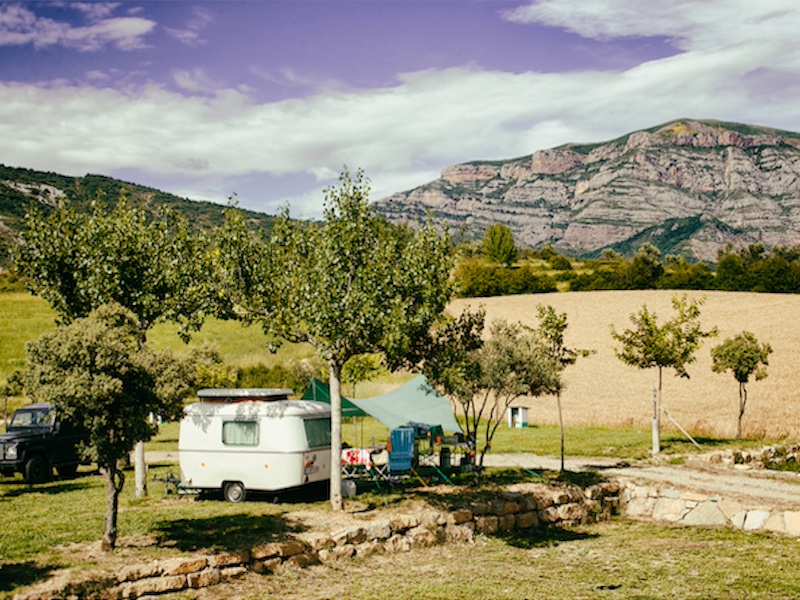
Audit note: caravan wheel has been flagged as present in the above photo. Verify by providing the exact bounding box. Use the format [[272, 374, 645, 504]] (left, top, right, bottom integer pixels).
[[223, 481, 246, 503]]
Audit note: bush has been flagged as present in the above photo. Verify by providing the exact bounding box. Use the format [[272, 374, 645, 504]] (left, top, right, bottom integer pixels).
[[454, 259, 556, 297], [549, 255, 572, 271]]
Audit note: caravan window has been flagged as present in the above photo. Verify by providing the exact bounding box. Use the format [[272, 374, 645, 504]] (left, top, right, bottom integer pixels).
[[222, 421, 259, 446], [304, 418, 331, 448]]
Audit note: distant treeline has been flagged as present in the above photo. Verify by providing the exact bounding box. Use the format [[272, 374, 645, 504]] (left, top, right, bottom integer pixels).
[[454, 242, 800, 298]]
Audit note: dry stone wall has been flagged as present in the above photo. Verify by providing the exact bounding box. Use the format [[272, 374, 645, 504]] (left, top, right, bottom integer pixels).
[[620, 482, 800, 536], [13, 481, 621, 600]]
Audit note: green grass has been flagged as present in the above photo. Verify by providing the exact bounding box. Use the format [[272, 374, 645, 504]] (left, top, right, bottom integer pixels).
[[203, 519, 800, 600]]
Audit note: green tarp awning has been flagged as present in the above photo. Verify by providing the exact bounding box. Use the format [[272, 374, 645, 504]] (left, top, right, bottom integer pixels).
[[301, 375, 461, 433], [300, 379, 367, 417]]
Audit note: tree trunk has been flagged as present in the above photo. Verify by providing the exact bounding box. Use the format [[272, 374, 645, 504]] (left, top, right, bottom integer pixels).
[[557, 392, 565, 472], [654, 367, 663, 454], [133, 440, 147, 498], [737, 381, 747, 440], [328, 359, 343, 511], [101, 461, 125, 551]]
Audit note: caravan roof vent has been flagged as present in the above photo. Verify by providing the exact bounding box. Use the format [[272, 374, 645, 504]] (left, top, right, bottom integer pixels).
[[197, 388, 294, 402]]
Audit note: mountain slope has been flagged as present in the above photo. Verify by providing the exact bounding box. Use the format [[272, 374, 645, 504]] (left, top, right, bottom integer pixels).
[[0, 164, 275, 268], [373, 119, 800, 262]]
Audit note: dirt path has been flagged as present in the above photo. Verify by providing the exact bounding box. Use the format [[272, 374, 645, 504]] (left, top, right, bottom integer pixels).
[[149, 451, 800, 508], [484, 453, 800, 509]]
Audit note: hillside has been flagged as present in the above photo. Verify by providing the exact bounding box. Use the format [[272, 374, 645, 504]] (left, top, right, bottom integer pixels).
[[0, 164, 276, 268], [373, 119, 800, 262]]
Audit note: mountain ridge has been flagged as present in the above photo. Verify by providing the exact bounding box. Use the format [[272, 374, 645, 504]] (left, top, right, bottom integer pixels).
[[0, 164, 276, 268], [372, 118, 800, 262]]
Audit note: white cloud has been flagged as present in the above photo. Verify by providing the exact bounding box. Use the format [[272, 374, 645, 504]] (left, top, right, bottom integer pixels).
[[164, 6, 213, 47], [0, 3, 155, 51], [2, 0, 800, 216]]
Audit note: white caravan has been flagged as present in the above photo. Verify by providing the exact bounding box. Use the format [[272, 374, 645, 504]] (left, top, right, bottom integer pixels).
[[178, 388, 332, 502]]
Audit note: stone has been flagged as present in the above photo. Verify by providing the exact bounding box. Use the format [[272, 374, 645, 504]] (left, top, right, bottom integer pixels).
[[446, 523, 475, 543], [679, 491, 709, 503], [764, 512, 786, 534], [406, 526, 438, 548], [475, 515, 500, 534], [161, 557, 209, 576], [365, 521, 393, 540], [783, 511, 800, 537], [492, 500, 521, 516], [716, 499, 744, 520], [682, 502, 727, 526], [448, 509, 473, 525], [385, 534, 412, 553], [516, 511, 539, 529], [220, 566, 248, 580], [390, 515, 419, 533], [498, 514, 516, 531], [743, 510, 771, 531], [731, 511, 747, 529], [557, 503, 587, 522], [212, 550, 250, 567], [355, 541, 384, 558], [122, 575, 187, 597], [186, 568, 222, 589], [251, 558, 282, 574], [117, 562, 162, 583], [652, 498, 687, 523]]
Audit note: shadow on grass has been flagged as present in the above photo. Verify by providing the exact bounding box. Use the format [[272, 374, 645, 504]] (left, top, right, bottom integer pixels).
[[154, 513, 307, 553], [498, 526, 598, 549], [0, 561, 56, 593], [0, 479, 94, 497]]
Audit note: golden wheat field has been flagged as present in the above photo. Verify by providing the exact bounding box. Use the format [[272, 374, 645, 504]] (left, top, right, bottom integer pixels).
[[449, 290, 800, 441]]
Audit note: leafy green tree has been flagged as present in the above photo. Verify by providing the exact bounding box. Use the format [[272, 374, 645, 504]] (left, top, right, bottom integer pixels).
[[422, 308, 556, 479], [711, 332, 772, 439], [24, 304, 191, 551], [213, 168, 453, 510], [658, 256, 714, 290], [13, 198, 212, 497], [610, 295, 717, 453], [483, 223, 518, 266], [627, 243, 664, 289], [534, 305, 593, 471], [342, 353, 386, 398]]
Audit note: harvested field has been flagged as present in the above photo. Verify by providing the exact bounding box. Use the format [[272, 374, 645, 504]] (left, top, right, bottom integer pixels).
[[449, 290, 800, 441]]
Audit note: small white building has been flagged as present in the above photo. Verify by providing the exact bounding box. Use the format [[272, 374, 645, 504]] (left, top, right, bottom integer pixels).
[[178, 388, 332, 502], [508, 406, 529, 428]]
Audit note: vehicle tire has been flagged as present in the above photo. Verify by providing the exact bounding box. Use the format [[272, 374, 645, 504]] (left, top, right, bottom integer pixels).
[[24, 455, 51, 484], [223, 481, 246, 503], [57, 463, 78, 479]]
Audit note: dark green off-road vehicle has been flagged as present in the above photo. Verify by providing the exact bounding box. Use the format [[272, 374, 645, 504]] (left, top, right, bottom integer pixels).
[[0, 403, 88, 483]]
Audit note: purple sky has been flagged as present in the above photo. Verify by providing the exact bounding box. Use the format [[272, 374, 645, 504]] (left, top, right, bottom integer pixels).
[[1, 1, 799, 217]]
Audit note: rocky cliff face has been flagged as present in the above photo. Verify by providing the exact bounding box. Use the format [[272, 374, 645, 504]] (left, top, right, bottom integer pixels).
[[373, 120, 800, 262]]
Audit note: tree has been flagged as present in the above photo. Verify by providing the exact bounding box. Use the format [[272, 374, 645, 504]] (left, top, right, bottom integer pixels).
[[341, 353, 385, 398], [14, 199, 211, 498], [610, 295, 717, 453], [534, 305, 593, 471], [627, 243, 664, 289], [711, 332, 772, 439], [422, 308, 557, 479], [483, 223, 518, 266], [212, 168, 453, 510], [24, 304, 191, 551]]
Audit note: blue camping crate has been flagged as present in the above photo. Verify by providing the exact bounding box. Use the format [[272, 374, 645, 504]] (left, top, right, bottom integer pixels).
[[389, 426, 415, 473]]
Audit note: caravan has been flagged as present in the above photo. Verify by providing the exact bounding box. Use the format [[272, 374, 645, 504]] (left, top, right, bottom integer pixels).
[[178, 389, 332, 502]]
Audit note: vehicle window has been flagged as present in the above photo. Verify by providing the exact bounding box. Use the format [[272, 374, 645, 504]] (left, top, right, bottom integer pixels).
[[10, 408, 52, 428], [222, 421, 259, 446], [304, 418, 331, 448]]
